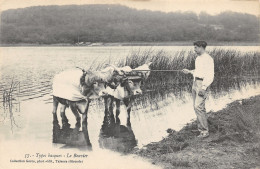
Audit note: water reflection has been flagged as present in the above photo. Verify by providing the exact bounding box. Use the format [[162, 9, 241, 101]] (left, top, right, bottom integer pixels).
[[52, 104, 137, 153], [99, 108, 137, 153], [52, 120, 92, 150]]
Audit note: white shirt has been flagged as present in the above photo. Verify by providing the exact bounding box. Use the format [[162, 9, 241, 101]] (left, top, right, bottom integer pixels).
[[193, 52, 214, 90]]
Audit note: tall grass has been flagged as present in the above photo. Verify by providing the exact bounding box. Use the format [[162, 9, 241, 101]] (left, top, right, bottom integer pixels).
[[93, 48, 259, 111], [1, 80, 20, 132], [116, 48, 260, 109]]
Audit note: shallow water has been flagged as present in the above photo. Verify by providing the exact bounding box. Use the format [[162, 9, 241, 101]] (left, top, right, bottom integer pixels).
[[0, 46, 259, 168]]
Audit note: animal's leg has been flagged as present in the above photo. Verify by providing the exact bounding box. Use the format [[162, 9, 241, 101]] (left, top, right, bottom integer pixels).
[[77, 100, 92, 147], [104, 96, 108, 116], [115, 99, 121, 124], [123, 98, 132, 127], [52, 96, 60, 128], [70, 103, 81, 128], [82, 113, 92, 147], [107, 96, 115, 125], [103, 96, 115, 126], [60, 104, 70, 129], [52, 96, 59, 123]]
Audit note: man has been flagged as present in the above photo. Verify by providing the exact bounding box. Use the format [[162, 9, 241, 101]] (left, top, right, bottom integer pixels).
[[183, 41, 214, 138]]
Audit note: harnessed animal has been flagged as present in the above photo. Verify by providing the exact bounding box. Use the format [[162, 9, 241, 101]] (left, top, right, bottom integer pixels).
[[52, 67, 119, 146], [104, 62, 152, 126]]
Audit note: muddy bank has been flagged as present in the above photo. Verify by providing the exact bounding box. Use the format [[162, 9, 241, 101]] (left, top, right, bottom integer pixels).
[[134, 95, 260, 169]]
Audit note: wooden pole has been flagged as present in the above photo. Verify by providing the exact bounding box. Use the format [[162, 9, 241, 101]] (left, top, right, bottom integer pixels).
[[132, 70, 181, 72]]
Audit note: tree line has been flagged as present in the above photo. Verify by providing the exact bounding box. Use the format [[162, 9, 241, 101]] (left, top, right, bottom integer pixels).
[[0, 4, 259, 44]]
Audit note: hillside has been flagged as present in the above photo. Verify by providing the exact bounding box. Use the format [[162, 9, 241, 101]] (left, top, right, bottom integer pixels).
[[0, 4, 259, 44]]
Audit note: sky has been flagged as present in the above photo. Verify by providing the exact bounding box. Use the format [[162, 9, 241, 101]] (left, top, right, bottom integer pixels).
[[0, 0, 259, 16]]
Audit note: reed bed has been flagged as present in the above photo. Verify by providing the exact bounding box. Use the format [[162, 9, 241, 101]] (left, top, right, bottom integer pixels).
[[0, 80, 20, 132], [70, 48, 260, 112], [114, 48, 260, 110]]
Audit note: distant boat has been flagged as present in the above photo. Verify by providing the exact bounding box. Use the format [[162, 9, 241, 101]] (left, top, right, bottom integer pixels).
[[89, 43, 104, 46], [75, 42, 91, 46]]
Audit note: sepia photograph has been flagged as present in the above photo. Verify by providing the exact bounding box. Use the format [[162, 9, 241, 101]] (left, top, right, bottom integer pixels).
[[0, 0, 259, 168]]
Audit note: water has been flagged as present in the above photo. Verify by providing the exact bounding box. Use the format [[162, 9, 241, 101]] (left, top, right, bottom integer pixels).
[[0, 46, 259, 168]]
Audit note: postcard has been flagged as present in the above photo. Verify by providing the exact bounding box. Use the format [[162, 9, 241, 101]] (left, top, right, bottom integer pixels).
[[0, 0, 259, 168]]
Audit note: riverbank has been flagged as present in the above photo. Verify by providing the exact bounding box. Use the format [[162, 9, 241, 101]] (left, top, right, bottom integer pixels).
[[134, 95, 260, 169], [0, 41, 259, 47]]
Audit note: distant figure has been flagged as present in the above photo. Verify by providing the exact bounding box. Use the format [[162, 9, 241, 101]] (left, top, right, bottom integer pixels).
[[182, 41, 214, 138]]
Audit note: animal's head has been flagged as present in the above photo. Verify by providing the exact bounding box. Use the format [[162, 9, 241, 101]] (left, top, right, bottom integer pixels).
[[123, 62, 152, 96], [80, 64, 130, 99], [124, 76, 143, 96], [81, 71, 107, 99], [91, 81, 107, 98]]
